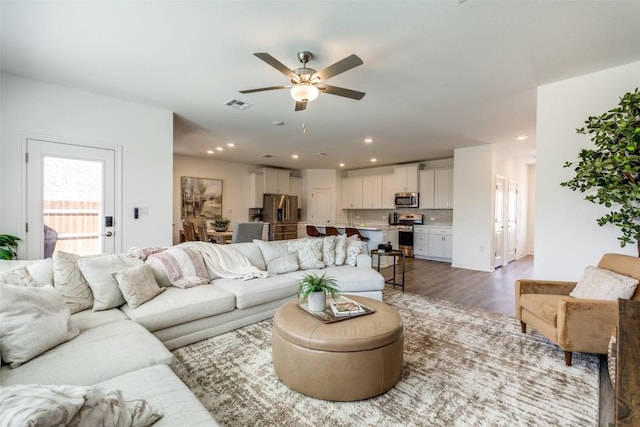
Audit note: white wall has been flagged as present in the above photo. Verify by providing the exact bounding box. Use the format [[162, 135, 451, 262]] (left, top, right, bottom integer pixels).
[[0, 73, 174, 256], [451, 145, 494, 271], [535, 61, 640, 279], [172, 155, 260, 243]]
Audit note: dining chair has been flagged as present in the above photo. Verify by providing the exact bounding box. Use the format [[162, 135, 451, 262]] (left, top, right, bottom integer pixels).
[[232, 222, 265, 243], [182, 220, 198, 242]]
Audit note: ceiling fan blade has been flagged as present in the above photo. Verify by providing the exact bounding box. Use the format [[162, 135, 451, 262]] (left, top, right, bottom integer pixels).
[[318, 84, 366, 100], [295, 101, 307, 111], [253, 53, 297, 80], [312, 54, 363, 82], [239, 85, 289, 94]]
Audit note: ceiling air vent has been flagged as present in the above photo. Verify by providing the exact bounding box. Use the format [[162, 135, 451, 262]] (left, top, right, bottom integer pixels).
[[312, 152, 327, 157], [224, 99, 253, 111], [260, 154, 273, 158]]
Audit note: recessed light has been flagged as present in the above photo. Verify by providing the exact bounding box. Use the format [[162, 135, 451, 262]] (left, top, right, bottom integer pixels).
[[292, 154, 299, 159], [364, 138, 374, 143], [339, 163, 345, 167], [370, 158, 377, 163], [516, 135, 528, 141], [227, 143, 236, 147], [216, 147, 224, 151], [206, 150, 214, 154]]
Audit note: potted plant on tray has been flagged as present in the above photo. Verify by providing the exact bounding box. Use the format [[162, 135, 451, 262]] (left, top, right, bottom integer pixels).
[[211, 217, 231, 232], [298, 273, 340, 312], [0, 234, 21, 260]]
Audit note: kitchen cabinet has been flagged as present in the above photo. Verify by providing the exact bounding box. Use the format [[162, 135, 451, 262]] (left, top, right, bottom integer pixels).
[[362, 175, 383, 209], [341, 176, 363, 209], [248, 172, 265, 208], [434, 168, 454, 209], [419, 167, 454, 209], [419, 170, 435, 209], [414, 225, 452, 262], [289, 176, 302, 208], [263, 168, 290, 194], [382, 174, 395, 209], [394, 164, 419, 193]]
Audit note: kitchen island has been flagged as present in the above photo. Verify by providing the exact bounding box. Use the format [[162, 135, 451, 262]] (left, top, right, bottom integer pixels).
[[306, 224, 399, 268]]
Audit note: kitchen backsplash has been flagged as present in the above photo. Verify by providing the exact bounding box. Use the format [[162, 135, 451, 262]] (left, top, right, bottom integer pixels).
[[351, 209, 453, 225]]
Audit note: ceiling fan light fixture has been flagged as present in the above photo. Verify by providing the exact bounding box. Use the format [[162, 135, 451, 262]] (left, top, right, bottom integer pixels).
[[291, 83, 319, 102]]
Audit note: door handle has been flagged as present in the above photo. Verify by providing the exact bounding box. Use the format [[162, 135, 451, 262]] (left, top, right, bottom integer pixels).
[[100, 231, 113, 237]]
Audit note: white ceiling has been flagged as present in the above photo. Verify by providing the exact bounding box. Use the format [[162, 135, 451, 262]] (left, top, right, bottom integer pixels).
[[2, 1, 640, 170]]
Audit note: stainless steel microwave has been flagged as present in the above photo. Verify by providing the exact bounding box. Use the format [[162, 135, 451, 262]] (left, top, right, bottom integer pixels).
[[395, 192, 419, 208]]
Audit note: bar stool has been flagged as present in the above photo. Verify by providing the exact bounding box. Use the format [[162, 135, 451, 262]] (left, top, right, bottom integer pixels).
[[345, 227, 369, 241], [306, 225, 326, 237], [325, 226, 341, 236]]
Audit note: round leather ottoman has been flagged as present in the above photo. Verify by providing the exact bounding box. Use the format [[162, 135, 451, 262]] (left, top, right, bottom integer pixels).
[[272, 296, 403, 401]]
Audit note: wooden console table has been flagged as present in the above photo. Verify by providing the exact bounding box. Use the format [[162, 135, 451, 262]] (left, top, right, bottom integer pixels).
[[615, 298, 640, 426]]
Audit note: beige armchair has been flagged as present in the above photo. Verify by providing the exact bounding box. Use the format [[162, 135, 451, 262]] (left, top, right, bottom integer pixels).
[[516, 253, 640, 366]]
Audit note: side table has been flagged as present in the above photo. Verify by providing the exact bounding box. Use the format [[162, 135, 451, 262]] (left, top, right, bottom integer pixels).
[[371, 249, 405, 292]]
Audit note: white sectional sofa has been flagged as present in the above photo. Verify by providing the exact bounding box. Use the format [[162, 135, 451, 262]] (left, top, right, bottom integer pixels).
[[0, 236, 384, 425]]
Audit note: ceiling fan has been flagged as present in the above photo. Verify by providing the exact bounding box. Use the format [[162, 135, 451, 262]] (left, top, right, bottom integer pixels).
[[239, 51, 365, 111]]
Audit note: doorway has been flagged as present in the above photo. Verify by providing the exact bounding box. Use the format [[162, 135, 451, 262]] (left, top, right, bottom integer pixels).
[[493, 175, 504, 269], [25, 138, 119, 258]]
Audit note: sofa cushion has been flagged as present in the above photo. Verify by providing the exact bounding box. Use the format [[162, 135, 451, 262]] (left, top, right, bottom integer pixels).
[[335, 234, 347, 266], [0, 266, 37, 287], [519, 294, 571, 325], [284, 265, 385, 293], [230, 242, 266, 271], [113, 264, 164, 309], [53, 251, 95, 313], [569, 265, 639, 300], [212, 275, 299, 309], [322, 236, 337, 266], [77, 254, 142, 311], [0, 285, 79, 368], [0, 320, 173, 386], [288, 238, 325, 269], [0, 258, 53, 286], [120, 285, 236, 332], [345, 236, 367, 266], [97, 365, 218, 426], [267, 253, 299, 275], [70, 308, 129, 332], [253, 239, 289, 267]]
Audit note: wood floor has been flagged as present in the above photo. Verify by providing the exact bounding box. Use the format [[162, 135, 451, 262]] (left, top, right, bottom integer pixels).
[[379, 255, 534, 317]]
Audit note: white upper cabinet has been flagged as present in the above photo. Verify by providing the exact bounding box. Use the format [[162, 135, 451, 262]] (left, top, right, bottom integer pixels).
[[419, 170, 435, 209], [382, 174, 396, 209], [249, 172, 265, 208], [341, 176, 363, 209], [434, 168, 454, 209], [394, 164, 419, 193], [362, 175, 383, 209], [263, 168, 290, 194]]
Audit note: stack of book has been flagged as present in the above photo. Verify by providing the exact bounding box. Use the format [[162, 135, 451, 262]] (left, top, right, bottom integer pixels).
[[330, 297, 366, 317]]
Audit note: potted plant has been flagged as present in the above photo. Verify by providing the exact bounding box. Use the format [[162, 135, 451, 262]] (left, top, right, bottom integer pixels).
[[211, 217, 231, 232], [298, 273, 340, 312], [561, 88, 640, 254], [0, 234, 21, 260]]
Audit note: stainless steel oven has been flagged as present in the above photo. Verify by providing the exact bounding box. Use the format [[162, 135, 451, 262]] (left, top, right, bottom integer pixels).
[[397, 213, 423, 257]]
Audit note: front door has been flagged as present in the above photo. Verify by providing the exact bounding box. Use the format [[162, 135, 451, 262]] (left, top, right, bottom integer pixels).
[[26, 138, 117, 258], [310, 188, 332, 225]]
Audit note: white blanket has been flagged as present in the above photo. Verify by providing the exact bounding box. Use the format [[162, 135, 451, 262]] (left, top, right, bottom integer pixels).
[[180, 242, 268, 280], [0, 384, 162, 427]]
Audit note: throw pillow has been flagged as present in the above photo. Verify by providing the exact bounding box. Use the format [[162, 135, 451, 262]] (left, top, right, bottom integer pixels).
[[253, 239, 290, 267], [345, 236, 367, 266], [288, 238, 325, 270], [52, 251, 94, 314], [334, 234, 347, 266], [77, 255, 143, 311], [570, 265, 639, 300], [112, 264, 164, 309], [322, 235, 337, 266], [267, 253, 299, 275], [0, 267, 37, 287], [0, 285, 79, 368], [146, 246, 209, 289]]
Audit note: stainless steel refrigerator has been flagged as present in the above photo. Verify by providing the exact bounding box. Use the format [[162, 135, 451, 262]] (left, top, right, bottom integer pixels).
[[261, 194, 298, 241]]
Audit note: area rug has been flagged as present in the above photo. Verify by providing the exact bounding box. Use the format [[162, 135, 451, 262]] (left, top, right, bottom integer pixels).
[[172, 290, 599, 426]]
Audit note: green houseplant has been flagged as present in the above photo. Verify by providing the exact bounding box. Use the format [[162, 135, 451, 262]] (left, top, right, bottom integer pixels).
[[561, 88, 640, 254], [0, 234, 21, 260], [298, 273, 340, 312], [211, 216, 231, 232]]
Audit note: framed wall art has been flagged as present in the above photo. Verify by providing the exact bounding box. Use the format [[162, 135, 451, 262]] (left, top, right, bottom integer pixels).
[[181, 176, 223, 219]]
